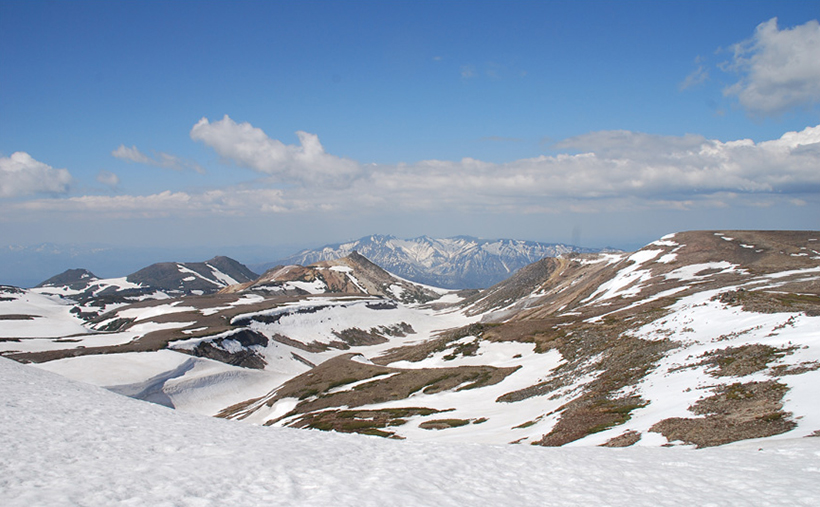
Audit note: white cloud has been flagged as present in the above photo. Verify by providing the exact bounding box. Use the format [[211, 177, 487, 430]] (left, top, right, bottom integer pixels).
[[0, 152, 72, 198], [723, 17, 820, 116], [96, 170, 120, 188], [186, 119, 820, 213], [112, 144, 204, 173], [9, 124, 820, 223], [190, 115, 360, 187], [111, 145, 152, 165], [339, 124, 820, 214]]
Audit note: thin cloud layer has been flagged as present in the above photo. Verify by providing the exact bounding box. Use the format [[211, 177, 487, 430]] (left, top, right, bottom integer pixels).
[[0, 152, 72, 198], [724, 18, 820, 116], [12, 188, 293, 220], [679, 60, 709, 91], [190, 115, 361, 187], [112, 145, 204, 173], [96, 170, 120, 188]]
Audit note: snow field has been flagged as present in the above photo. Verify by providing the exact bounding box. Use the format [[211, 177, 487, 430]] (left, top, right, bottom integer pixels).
[[241, 298, 477, 361], [198, 294, 265, 316], [34, 349, 193, 386], [32, 276, 143, 297], [0, 290, 88, 338], [2, 356, 819, 507], [117, 301, 196, 321], [0, 319, 195, 354]]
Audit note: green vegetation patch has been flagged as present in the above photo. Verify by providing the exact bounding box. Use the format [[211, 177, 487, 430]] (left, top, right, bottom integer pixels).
[[96, 317, 134, 332], [489, 319, 675, 447], [0, 314, 38, 321]]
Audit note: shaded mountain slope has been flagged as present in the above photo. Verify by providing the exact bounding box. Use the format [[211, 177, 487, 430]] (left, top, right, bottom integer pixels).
[[36, 268, 99, 290], [126, 255, 258, 293]]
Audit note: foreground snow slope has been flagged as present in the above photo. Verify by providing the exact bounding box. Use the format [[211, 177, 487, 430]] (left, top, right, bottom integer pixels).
[[1, 357, 818, 507]]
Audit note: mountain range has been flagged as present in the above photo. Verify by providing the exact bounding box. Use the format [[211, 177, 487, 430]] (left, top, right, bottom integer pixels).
[[257, 234, 608, 289], [2, 230, 819, 449], [21, 234, 604, 294]]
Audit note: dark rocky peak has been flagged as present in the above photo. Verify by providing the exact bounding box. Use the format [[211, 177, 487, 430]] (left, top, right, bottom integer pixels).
[[205, 256, 259, 282], [36, 268, 98, 289], [125, 256, 257, 293]]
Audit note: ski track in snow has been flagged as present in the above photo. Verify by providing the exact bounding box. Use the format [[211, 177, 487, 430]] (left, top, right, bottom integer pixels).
[[2, 357, 819, 507]]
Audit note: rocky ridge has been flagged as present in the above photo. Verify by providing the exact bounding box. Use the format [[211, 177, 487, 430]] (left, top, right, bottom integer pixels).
[[224, 251, 443, 305]]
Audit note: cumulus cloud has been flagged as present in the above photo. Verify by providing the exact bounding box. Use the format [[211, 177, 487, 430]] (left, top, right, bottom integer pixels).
[[404, 125, 820, 199], [10, 123, 820, 222], [723, 17, 820, 116], [187, 116, 816, 211], [186, 118, 820, 213], [190, 115, 360, 187], [112, 144, 204, 173], [0, 152, 72, 198]]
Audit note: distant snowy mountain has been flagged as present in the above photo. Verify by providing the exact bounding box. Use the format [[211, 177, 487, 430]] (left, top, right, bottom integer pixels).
[[258, 234, 606, 289]]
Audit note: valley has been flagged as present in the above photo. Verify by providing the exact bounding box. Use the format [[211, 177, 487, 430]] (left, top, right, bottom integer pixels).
[[2, 230, 819, 448]]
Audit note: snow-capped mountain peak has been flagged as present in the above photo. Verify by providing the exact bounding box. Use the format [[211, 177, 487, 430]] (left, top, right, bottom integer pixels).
[[259, 234, 605, 289]]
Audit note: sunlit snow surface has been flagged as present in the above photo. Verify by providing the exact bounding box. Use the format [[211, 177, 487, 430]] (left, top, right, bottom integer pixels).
[[2, 357, 819, 507], [0, 290, 87, 338]]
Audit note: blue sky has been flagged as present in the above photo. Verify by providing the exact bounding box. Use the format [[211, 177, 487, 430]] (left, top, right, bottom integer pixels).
[[2, 0, 820, 276]]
